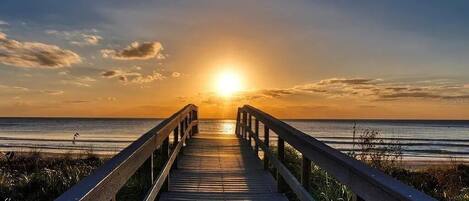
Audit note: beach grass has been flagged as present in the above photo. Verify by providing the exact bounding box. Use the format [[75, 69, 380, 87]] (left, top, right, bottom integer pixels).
[[1, 128, 468, 201], [272, 127, 469, 201], [0, 151, 105, 201]]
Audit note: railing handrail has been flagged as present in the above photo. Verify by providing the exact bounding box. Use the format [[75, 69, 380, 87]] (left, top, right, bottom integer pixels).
[[56, 104, 198, 201], [238, 105, 436, 201]]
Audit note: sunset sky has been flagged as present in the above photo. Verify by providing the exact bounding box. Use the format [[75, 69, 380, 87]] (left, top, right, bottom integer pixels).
[[1, 0, 468, 119]]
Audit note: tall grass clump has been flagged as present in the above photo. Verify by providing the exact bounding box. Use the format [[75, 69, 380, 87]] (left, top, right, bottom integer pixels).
[[351, 128, 469, 201], [272, 126, 468, 201], [0, 152, 105, 201], [269, 146, 354, 201]]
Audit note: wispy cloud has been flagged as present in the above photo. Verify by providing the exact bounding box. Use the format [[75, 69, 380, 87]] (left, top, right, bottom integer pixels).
[[0, 20, 8, 26], [195, 77, 469, 105], [0, 84, 29, 92], [45, 29, 102, 46], [171, 72, 181, 78], [101, 41, 164, 60], [40, 90, 64, 95], [101, 69, 165, 84], [0, 32, 81, 68]]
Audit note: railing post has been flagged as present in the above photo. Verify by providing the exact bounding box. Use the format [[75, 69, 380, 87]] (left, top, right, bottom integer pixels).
[[242, 111, 247, 139], [183, 117, 187, 138], [173, 126, 179, 170], [277, 137, 286, 193], [301, 154, 311, 192], [264, 126, 269, 170], [248, 114, 252, 144], [254, 119, 259, 156], [185, 116, 189, 137], [193, 110, 199, 134], [235, 108, 240, 136], [162, 136, 169, 192], [140, 153, 153, 193]]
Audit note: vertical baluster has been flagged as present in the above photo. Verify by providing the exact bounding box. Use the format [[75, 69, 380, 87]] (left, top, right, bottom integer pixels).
[[264, 126, 269, 170], [183, 116, 188, 138], [173, 126, 179, 170], [242, 111, 247, 139], [301, 154, 311, 192], [254, 119, 259, 156], [162, 137, 169, 191], [248, 114, 252, 144], [193, 109, 199, 134], [140, 152, 153, 193], [180, 121, 184, 141], [235, 108, 240, 136], [186, 115, 188, 137], [277, 137, 285, 193]]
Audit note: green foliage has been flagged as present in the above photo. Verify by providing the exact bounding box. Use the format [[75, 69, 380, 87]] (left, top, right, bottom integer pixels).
[[270, 146, 354, 201]]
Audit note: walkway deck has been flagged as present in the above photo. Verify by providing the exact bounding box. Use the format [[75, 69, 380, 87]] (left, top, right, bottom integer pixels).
[[160, 132, 288, 201]]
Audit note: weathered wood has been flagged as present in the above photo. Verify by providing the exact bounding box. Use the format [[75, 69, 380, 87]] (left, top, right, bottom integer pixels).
[[235, 108, 241, 136], [241, 105, 437, 201], [264, 126, 270, 170], [159, 132, 288, 201], [248, 114, 252, 145], [55, 104, 198, 201], [250, 129, 314, 201], [277, 137, 286, 193], [242, 111, 247, 139], [162, 137, 170, 192], [302, 154, 311, 192], [172, 127, 179, 170], [254, 119, 259, 156], [143, 122, 193, 201]]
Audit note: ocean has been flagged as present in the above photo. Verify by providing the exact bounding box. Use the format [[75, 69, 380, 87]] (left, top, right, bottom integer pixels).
[[0, 118, 468, 161]]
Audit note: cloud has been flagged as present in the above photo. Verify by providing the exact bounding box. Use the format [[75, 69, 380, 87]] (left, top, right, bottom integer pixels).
[[318, 78, 377, 85], [40, 90, 64, 95], [46, 29, 102, 46], [70, 34, 102, 46], [0, 32, 81, 68], [0, 84, 29, 92], [101, 41, 164, 60], [0, 20, 8, 26], [61, 80, 92, 87], [258, 89, 296, 98], [62, 100, 89, 104], [171, 72, 181, 78], [222, 77, 469, 102], [101, 69, 165, 84]]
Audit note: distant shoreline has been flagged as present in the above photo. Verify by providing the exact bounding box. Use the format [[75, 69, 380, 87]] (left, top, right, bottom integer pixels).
[[0, 117, 469, 121]]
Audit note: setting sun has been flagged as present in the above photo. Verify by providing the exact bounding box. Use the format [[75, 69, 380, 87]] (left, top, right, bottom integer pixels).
[[215, 70, 243, 97]]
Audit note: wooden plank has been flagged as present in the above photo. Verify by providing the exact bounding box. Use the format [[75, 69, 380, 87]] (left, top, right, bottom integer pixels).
[[159, 132, 288, 201]]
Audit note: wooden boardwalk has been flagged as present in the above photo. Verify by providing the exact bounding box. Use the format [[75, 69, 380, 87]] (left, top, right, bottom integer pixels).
[[160, 132, 288, 201], [57, 105, 436, 201]]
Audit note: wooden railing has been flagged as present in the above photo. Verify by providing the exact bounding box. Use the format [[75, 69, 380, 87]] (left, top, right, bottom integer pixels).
[[236, 105, 437, 201], [56, 104, 198, 201]]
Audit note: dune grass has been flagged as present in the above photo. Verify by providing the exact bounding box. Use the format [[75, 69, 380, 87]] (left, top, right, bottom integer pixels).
[[273, 128, 469, 201], [0, 152, 105, 201], [1, 127, 468, 201]]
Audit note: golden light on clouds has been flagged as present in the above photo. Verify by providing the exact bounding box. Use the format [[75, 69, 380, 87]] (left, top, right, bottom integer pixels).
[[214, 69, 244, 97]]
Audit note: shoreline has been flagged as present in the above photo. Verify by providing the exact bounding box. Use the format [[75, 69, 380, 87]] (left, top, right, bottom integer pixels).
[[2, 150, 468, 169]]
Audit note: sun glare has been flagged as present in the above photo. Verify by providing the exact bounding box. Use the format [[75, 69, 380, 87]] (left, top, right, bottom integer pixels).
[[215, 70, 243, 97]]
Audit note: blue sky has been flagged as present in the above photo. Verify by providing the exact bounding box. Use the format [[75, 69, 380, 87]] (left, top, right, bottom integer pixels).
[[0, 0, 468, 118]]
